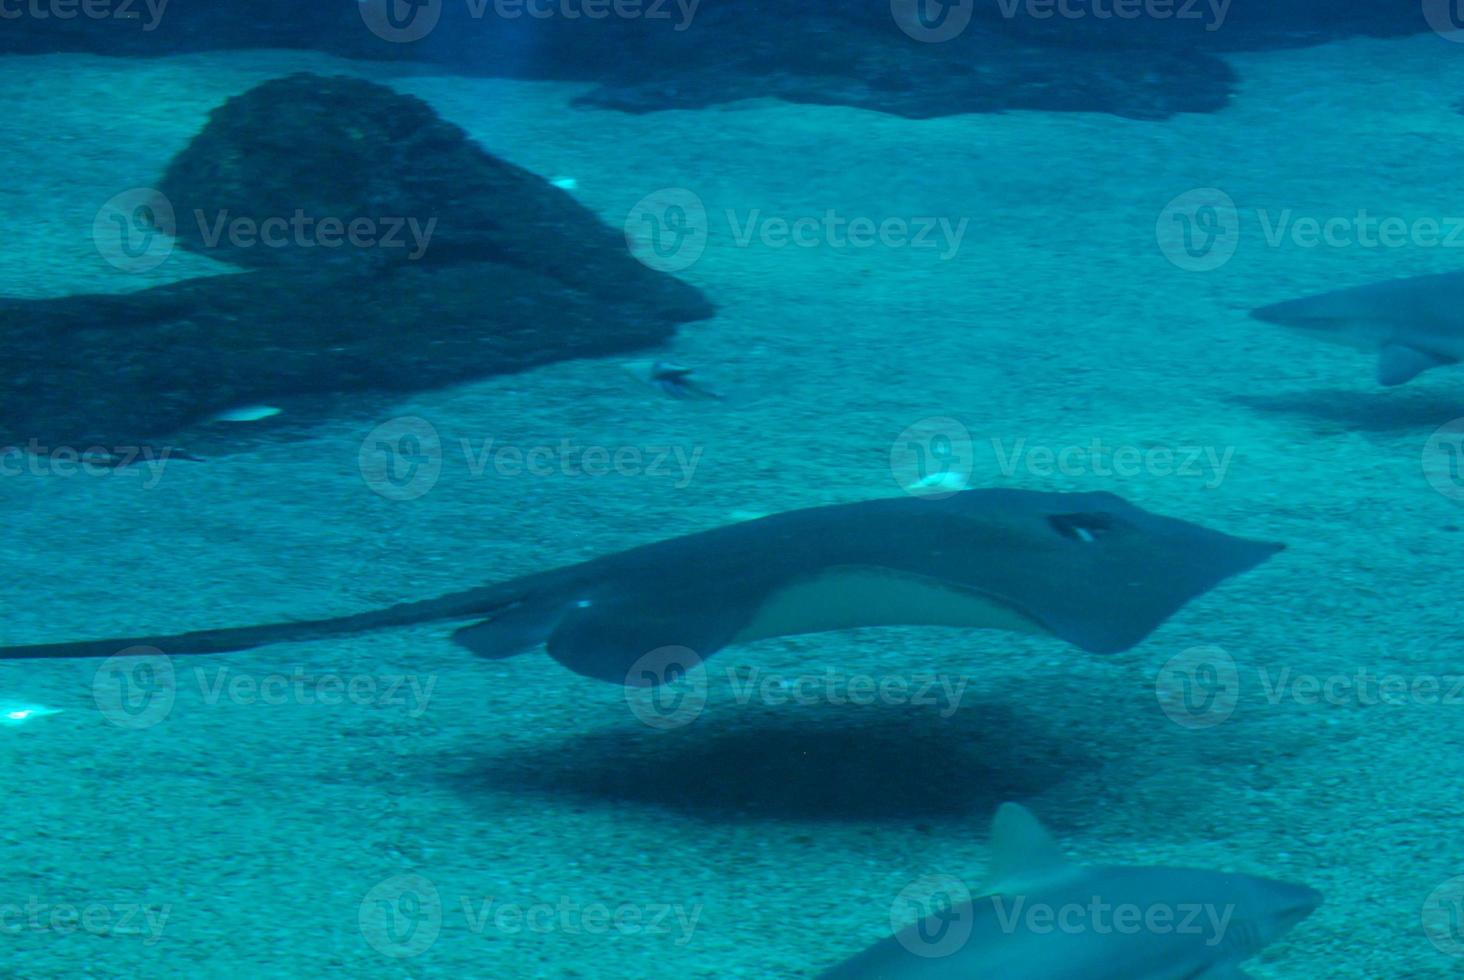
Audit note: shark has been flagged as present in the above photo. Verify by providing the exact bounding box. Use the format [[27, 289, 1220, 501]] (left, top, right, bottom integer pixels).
[[1251, 269, 1464, 386], [0, 489, 1282, 684], [819, 802, 1321, 979]]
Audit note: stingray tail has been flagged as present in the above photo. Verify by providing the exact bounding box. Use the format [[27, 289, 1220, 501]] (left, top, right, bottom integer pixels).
[[0, 572, 570, 661]]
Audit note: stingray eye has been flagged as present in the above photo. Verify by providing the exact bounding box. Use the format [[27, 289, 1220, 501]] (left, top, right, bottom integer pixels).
[[1047, 512, 1117, 543]]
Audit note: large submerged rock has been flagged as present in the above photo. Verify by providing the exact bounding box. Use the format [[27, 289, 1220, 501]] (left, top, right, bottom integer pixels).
[[3, 264, 683, 451], [2, 75, 712, 451], [571, 7, 1234, 120], [156, 74, 708, 316], [0, 2, 1434, 121]]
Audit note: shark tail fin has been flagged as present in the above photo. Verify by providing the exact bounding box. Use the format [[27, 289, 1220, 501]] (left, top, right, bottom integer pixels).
[[986, 803, 1076, 895]]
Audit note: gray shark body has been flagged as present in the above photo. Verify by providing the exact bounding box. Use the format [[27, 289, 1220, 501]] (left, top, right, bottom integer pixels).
[[820, 803, 1321, 979], [1252, 269, 1464, 385], [0, 490, 1281, 685]]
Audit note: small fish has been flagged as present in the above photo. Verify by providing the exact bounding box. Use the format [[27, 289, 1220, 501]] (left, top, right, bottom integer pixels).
[[0, 702, 63, 727], [623, 359, 724, 400], [207, 404, 283, 424]]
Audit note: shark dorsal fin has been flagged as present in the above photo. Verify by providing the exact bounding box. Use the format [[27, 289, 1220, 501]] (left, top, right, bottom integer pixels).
[[986, 803, 1077, 894]]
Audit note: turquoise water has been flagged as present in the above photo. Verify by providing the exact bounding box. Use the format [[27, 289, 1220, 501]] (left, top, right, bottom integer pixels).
[[2, 15, 1464, 980]]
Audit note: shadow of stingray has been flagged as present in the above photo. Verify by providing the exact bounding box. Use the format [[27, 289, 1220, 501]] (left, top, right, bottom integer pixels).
[[438, 699, 1089, 822], [1229, 387, 1464, 433]]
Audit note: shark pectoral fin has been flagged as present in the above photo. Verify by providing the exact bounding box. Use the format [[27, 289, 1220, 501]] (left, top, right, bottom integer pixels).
[[984, 803, 1078, 895], [1377, 343, 1452, 386], [544, 596, 750, 685], [451, 600, 565, 660]]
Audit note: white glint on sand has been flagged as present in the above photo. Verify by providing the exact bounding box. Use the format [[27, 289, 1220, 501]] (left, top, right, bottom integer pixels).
[[0, 702, 63, 727], [208, 404, 283, 423]]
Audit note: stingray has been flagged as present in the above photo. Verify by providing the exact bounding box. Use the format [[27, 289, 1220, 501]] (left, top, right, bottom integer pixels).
[[1252, 269, 1464, 385], [0, 490, 1282, 684]]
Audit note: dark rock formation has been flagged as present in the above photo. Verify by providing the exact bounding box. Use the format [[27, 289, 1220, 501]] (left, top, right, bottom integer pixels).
[[0, 1, 1434, 121], [1, 262, 688, 451], [1, 74, 713, 451], [157, 74, 708, 317], [570, 8, 1234, 120]]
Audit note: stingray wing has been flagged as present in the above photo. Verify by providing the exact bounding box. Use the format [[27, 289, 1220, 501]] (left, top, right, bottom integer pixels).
[[967, 496, 1284, 655]]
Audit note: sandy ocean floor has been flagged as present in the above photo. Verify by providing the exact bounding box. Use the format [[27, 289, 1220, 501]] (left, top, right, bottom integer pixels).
[[3, 33, 1464, 978]]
